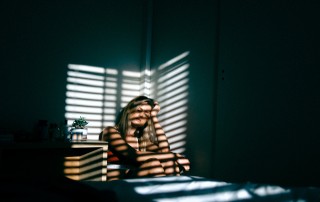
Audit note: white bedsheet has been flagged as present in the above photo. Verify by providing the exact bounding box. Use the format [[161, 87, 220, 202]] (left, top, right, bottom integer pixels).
[[83, 175, 320, 202]]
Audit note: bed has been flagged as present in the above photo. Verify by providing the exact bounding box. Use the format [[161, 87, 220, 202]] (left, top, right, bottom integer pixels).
[[82, 175, 320, 202]]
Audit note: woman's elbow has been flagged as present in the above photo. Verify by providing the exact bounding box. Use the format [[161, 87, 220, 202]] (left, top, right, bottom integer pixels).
[[99, 128, 109, 141]]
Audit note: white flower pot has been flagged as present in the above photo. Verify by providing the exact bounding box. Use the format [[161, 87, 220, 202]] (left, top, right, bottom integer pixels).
[[69, 128, 88, 141]]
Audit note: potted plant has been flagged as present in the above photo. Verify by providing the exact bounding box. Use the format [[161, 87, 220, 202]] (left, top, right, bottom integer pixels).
[[69, 116, 88, 140]]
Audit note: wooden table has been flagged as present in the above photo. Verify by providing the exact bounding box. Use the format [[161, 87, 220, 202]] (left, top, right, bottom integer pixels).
[[64, 140, 108, 181], [0, 140, 108, 181]]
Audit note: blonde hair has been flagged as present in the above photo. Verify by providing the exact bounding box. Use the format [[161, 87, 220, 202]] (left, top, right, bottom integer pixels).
[[115, 96, 157, 151]]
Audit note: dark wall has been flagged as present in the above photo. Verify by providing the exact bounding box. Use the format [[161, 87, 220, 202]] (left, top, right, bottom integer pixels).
[[2, 0, 320, 186], [215, 0, 320, 186], [1, 0, 144, 133], [151, 0, 320, 185]]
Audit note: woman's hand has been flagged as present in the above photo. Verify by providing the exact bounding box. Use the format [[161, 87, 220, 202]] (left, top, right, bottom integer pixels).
[[175, 153, 190, 172], [151, 101, 160, 117]]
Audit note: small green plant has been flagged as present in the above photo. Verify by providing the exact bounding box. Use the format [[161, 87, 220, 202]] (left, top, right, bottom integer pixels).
[[71, 116, 88, 129]]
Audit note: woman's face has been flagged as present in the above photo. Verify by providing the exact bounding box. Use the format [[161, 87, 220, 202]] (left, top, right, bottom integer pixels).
[[128, 101, 152, 128]]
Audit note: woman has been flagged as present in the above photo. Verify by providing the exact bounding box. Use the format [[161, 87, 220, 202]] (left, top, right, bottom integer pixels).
[[99, 96, 190, 179]]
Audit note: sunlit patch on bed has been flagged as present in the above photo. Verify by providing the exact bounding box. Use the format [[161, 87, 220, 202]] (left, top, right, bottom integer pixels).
[[79, 175, 319, 202]]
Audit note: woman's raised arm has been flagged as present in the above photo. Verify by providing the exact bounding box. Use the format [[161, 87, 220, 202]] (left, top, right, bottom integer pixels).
[[151, 102, 170, 152]]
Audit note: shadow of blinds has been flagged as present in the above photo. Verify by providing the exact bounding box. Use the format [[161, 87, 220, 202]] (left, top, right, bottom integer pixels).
[[151, 51, 190, 153], [65, 54, 190, 153], [65, 64, 116, 140], [120, 70, 141, 107], [65, 65, 146, 140]]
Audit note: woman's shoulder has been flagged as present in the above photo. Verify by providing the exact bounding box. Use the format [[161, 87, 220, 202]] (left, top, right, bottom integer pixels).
[[99, 126, 120, 141], [103, 126, 120, 133], [103, 126, 119, 132]]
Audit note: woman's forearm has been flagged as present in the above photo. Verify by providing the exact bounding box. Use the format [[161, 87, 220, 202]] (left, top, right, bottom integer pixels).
[[151, 116, 170, 152], [136, 150, 176, 162]]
